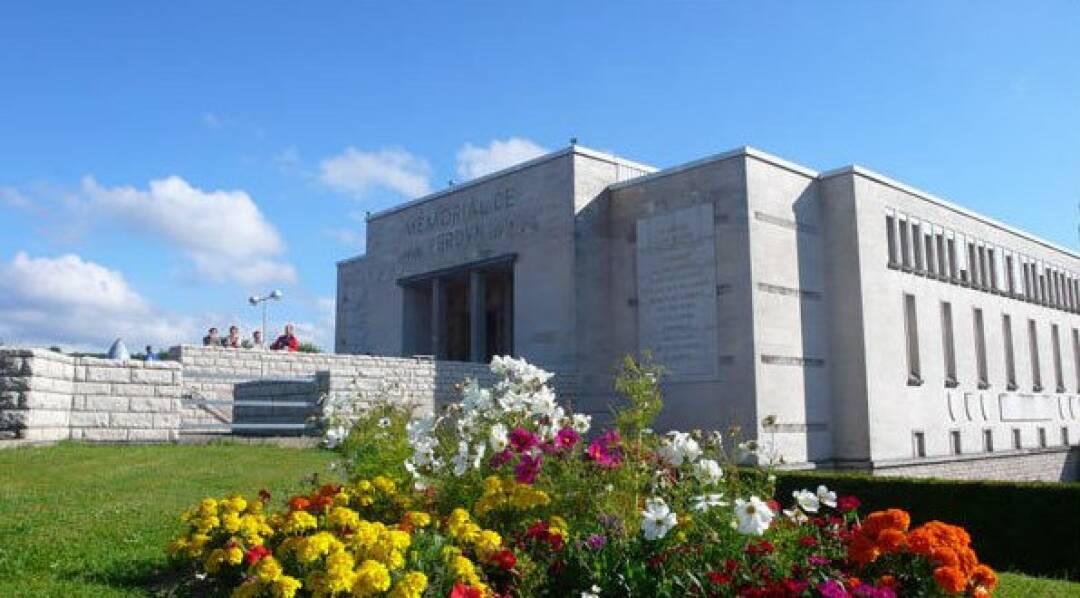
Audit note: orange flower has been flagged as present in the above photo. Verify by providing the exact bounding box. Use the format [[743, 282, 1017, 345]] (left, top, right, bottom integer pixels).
[[933, 566, 967, 594], [287, 496, 311, 512], [876, 575, 896, 588], [846, 576, 862, 589], [931, 547, 960, 569], [847, 534, 880, 567], [861, 509, 911, 540], [877, 528, 907, 553], [971, 564, 998, 591]]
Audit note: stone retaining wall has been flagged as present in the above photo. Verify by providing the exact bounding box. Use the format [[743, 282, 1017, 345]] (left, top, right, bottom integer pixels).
[[0, 348, 181, 442], [871, 447, 1079, 482]]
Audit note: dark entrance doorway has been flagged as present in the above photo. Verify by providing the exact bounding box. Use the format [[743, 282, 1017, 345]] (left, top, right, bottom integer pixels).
[[401, 257, 514, 362]]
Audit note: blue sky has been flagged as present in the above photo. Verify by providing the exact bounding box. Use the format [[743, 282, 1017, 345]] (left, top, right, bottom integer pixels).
[[1, 2, 1078, 350]]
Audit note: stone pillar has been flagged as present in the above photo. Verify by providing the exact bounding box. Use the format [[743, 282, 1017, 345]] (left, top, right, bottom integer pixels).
[[469, 270, 486, 363], [431, 277, 444, 360]]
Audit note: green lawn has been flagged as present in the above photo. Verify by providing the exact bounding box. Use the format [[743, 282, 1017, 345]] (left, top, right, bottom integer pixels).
[[0, 443, 1075, 597]]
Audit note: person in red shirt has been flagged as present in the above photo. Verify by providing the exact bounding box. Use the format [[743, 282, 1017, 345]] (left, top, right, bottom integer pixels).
[[270, 323, 299, 352]]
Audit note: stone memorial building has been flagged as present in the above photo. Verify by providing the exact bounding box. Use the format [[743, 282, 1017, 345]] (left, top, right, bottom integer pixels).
[[336, 144, 1080, 479]]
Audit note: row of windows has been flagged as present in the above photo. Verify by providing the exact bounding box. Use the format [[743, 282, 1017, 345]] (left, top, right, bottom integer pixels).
[[885, 212, 1079, 315], [902, 294, 1078, 393], [912, 426, 1072, 458]]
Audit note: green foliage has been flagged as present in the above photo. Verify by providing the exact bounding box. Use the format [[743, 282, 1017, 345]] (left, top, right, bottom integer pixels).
[[335, 402, 413, 482], [611, 354, 664, 440], [296, 342, 322, 353], [775, 469, 1080, 580]]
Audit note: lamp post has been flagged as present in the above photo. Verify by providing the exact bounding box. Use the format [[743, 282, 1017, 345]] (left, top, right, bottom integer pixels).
[[248, 290, 283, 343]]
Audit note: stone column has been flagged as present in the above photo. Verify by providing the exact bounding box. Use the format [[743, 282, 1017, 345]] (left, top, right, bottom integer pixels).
[[431, 277, 444, 360], [469, 270, 486, 363]]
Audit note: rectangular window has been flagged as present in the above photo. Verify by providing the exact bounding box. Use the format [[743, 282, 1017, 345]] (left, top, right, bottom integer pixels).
[[978, 245, 989, 290], [886, 214, 898, 267], [1022, 262, 1032, 299], [947, 238, 958, 281], [904, 294, 922, 385], [912, 431, 926, 458], [1039, 271, 1048, 304], [967, 242, 978, 286], [1012, 428, 1022, 449], [912, 223, 923, 272], [1029, 319, 1042, 392], [1074, 329, 1080, 392], [950, 430, 962, 455], [988, 249, 998, 291], [1052, 324, 1064, 393], [936, 233, 947, 278], [899, 220, 911, 269], [1063, 427, 1071, 446], [924, 234, 935, 276], [973, 308, 988, 388], [1003, 314, 1017, 390], [1005, 255, 1016, 294], [983, 429, 994, 453], [1037, 427, 1047, 448], [942, 302, 958, 387]]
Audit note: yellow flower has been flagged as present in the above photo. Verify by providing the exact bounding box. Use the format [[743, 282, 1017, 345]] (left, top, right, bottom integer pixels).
[[222, 512, 242, 533], [255, 556, 284, 583], [352, 559, 391, 597], [225, 494, 248, 513], [231, 579, 261, 598], [281, 510, 318, 534], [474, 530, 503, 562], [327, 506, 361, 531], [272, 575, 302, 598], [226, 545, 244, 566], [296, 532, 344, 564], [388, 571, 428, 598], [404, 511, 432, 528], [322, 551, 357, 593]]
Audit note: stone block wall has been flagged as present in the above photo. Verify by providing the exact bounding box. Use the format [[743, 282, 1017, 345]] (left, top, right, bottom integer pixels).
[[0, 348, 181, 442], [870, 447, 1079, 482]]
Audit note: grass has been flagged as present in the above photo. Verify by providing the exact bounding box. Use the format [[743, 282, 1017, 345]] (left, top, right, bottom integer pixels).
[[0, 441, 336, 597], [0, 443, 1076, 597]]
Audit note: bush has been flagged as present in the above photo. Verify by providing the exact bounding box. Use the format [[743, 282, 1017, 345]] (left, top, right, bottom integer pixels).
[[775, 471, 1080, 580]]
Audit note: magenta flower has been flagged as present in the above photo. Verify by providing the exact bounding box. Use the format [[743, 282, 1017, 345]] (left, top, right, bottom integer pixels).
[[509, 427, 538, 453], [586, 429, 623, 468], [817, 580, 850, 598], [489, 448, 513, 468], [554, 427, 580, 450], [514, 453, 542, 485], [585, 534, 606, 550]]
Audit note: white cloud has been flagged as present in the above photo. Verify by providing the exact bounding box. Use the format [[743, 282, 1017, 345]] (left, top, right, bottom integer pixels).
[[291, 296, 336, 352], [318, 147, 431, 199], [455, 137, 547, 181], [83, 175, 297, 286], [1, 186, 33, 209], [0, 252, 196, 350], [324, 227, 365, 250]]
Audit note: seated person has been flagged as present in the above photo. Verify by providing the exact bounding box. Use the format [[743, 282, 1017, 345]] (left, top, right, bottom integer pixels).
[[202, 327, 220, 347], [145, 345, 157, 361], [223, 325, 242, 348], [247, 330, 264, 349], [270, 324, 299, 352]]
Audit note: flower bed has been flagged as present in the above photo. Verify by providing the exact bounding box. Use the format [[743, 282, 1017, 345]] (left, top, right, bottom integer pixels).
[[168, 357, 998, 597]]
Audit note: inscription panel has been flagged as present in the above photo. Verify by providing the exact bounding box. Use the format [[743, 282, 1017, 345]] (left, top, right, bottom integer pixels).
[[636, 203, 719, 380]]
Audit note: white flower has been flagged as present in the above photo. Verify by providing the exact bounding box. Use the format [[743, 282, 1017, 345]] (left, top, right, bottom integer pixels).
[[377, 417, 391, 428], [734, 496, 775, 536], [641, 497, 677, 540], [694, 459, 724, 485], [657, 431, 702, 467], [489, 423, 509, 452], [581, 585, 601, 598], [792, 489, 820, 513], [571, 413, 592, 433], [692, 493, 729, 512], [783, 508, 809, 524], [816, 485, 837, 509]]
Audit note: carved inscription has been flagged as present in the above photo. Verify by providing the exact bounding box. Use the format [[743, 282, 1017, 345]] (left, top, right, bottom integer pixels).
[[636, 204, 719, 380]]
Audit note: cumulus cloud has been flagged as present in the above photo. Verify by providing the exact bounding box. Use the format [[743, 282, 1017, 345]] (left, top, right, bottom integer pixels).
[[318, 147, 432, 199], [83, 175, 297, 286], [0, 252, 195, 350], [455, 137, 547, 181]]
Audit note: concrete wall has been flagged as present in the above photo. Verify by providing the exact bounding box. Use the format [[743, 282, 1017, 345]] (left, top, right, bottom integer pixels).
[[0, 348, 181, 442]]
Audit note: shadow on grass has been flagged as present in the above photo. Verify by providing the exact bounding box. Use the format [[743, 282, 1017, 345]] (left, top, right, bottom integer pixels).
[[61, 559, 229, 598]]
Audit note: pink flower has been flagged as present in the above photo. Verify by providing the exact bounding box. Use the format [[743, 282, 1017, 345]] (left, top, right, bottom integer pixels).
[[586, 429, 623, 468], [509, 427, 538, 453], [514, 453, 542, 484], [555, 427, 580, 450], [489, 448, 513, 468]]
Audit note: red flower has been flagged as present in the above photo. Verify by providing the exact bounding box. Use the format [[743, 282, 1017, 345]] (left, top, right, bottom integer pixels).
[[491, 549, 517, 571], [449, 583, 484, 598], [707, 571, 732, 585], [799, 535, 819, 548], [287, 496, 311, 512], [244, 545, 271, 566], [258, 489, 271, 503], [746, 539, 775, 555], [838, 495, 861, 513]]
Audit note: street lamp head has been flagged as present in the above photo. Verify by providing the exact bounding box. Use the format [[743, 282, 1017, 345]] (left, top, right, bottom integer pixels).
[[270, 290, 283, 300], [248, 296, 259, 306]]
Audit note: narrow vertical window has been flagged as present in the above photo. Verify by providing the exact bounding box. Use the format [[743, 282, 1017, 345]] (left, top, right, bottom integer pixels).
[[885, 214, 898, 267], [912, 431, 926, 458], [950, 430, 962, 455], [912, 223, 924, 272], [1022, 262, 1032, 299], [1029, 319, 1042, 392], [983, 429, 994, 453], [904, 294, 922, 385], [1005, 255, 1016, 294], [1037, 427, 1047, 448], [1003, 314, 1017, 391], [1039, 270, 1048, 305], [987, 248, 998, 291], [936, 233, 947, 278], [947, 238, 958, 281], [1062, 427, 1071, 446], [1051, 324, 1064, 393], [967, 242, 978, 286], [973, 308, 988, 389], [924, 234, 935, 276], [942, 302, 957, 387], [978, 245, 989, 290], [1073, 328, 1080, 392], [1012, 428, 1022, 449], [899, 220, 911, 270]]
